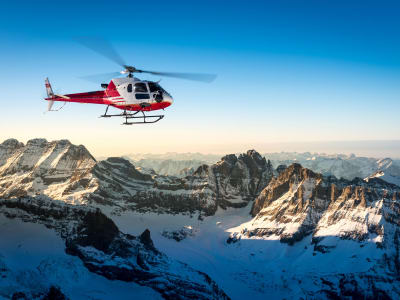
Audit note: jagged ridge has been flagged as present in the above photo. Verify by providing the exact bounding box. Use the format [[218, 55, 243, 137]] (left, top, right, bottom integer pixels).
[[0, 139, 274, 216]]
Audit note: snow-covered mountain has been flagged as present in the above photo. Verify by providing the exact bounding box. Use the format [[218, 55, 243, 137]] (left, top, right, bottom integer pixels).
[[265, 151, 400, 186], [228, 163, 400, 298], [124, 151, 400, 186], [364, 158, 400, 187], [0, 139, 273, 216], [0, 138, 96, 202], [1, 138, 400, 299]]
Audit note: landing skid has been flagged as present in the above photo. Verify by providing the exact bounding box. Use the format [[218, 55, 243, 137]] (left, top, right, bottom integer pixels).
[[99, 106, 164, 125]]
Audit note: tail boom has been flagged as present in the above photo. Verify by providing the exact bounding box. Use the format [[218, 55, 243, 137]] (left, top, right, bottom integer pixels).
[[44, 78, 106, 110]]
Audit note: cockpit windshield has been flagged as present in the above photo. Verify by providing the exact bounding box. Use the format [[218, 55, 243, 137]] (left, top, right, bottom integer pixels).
[[148, 82, 163, 93]]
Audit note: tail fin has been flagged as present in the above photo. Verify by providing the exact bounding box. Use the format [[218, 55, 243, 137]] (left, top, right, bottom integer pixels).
[[45, 77, 55, 111], [45, 77, 54, 98]]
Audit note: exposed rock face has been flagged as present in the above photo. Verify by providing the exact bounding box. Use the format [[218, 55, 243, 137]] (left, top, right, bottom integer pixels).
[[214, 150, 274, 201], [0, 196, 229, 300], [275, 164, 287, 175], [0, 139, 274, 216], [184, 150, 274, 213], [75, 209, 119, 252], [244, 163, 400, 244], [0, 139, 96, 202]]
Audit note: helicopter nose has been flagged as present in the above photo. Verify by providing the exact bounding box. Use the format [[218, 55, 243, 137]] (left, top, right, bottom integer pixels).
[[163, 94, 173, 105]]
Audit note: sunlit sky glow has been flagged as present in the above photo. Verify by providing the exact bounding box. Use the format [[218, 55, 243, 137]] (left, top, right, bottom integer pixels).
[[1, 0, 399, 158]]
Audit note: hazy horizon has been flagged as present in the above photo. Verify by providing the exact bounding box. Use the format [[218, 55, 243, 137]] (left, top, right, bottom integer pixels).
[[82, 139, 400, 160], [2, 136, 399, 159]]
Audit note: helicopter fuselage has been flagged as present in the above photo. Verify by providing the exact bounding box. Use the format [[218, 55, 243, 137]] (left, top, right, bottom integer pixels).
[[45, 77, 173, 112]]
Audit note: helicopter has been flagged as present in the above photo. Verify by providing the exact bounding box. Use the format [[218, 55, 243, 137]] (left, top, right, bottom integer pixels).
[[44, 38, 216, 125]]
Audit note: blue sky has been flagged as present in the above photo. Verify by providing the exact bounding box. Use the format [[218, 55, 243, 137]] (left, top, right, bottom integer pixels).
[[0, 0, 399, 157]]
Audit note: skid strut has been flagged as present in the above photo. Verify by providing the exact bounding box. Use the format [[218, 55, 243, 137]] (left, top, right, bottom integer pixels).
[[123, 111, 164, 125], [99, 106, 164, 125]]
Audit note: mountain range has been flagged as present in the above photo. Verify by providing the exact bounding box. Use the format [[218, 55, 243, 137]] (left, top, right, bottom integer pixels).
[[126, 151, 400, 187], [0, 138, 399, 299]]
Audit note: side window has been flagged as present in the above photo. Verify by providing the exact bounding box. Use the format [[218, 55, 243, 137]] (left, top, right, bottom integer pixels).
[[127, 84, 132, 93], [134, 83, 148, 93], [135, 94, 150, 100]]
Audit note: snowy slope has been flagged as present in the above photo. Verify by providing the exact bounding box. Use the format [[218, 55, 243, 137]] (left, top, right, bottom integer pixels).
[[0, 214, 160, 300], [0, 197, 228, 299]]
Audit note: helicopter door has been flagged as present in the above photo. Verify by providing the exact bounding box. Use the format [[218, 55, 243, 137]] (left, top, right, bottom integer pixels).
[[134, 83, 150, 102]]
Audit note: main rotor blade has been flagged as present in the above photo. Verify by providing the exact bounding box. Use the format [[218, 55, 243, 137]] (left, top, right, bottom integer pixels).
[[137, 70, 217, 83], [78, 72, 122, 83], [75, 37, 126, 68]]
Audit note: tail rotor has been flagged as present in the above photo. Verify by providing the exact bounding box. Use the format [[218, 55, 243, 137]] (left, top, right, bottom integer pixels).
[[45, 78, 55, 111]]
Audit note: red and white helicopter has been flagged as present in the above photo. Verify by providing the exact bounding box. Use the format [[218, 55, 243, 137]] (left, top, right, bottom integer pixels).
[[44, 38, 216, 125]]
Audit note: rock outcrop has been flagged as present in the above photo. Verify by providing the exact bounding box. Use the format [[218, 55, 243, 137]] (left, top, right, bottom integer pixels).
[[240, 163, 400, 244]]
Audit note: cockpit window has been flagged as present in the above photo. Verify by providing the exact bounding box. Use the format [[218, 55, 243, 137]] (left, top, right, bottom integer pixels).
[[148, 82, 165, 93], [134, 83, 148, 93], [148, 82, 160, 93], [127, 84, 132, 93]]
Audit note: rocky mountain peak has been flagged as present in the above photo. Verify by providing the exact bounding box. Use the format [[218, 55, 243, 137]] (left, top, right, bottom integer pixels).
[[198, 150, 275, 211], [251, 163, 321, 217], [220, 154, 238, 165], [0, 139, 24, 167], [213, 150, 271, 179], [239, 150, 269, 174], [26, 138, 49, 147], [0, 138, 97, 201], [278, 162, 321, 182], [139, 229, 156, 250], [235, 162, 400, 248], [0, 138, 24, 149], [192, 164, 209, 177], [243, 149, 265, 164]]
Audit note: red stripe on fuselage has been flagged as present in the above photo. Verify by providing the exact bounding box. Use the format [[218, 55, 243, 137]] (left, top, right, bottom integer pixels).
[[45, 90, 106, 104], [45, 94, 172, 111]]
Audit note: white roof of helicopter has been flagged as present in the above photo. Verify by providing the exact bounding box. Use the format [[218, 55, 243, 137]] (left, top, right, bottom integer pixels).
[[111, 77, 142, 86]]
